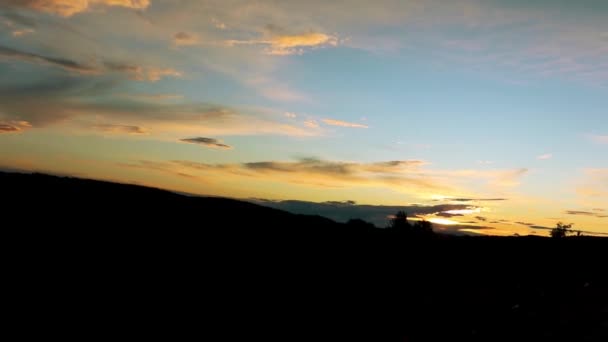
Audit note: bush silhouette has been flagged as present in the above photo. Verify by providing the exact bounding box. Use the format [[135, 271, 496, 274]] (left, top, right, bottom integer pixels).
[[550, 222, 573, 239]]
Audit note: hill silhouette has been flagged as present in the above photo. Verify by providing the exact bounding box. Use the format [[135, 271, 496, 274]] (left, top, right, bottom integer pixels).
[[3, 172, 607, 341]]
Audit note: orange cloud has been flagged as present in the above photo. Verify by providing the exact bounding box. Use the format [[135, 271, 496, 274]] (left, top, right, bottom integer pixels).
[[22, 0, 150, 17], [0, 121, 32, 133], [226, 32, 338, 56], [267, 33, 337, 55], [322, 119, 368, 128]]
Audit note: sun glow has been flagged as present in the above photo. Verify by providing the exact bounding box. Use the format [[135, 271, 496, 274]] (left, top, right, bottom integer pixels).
[[428, 218, 459, 225]]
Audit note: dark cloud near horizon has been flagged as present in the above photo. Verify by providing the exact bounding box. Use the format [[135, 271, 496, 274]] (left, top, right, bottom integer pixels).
[[565, 210, 608, 218], [437, 212, 464, 218], [433, 198, 508, 202], [180, 137, 232, 149], [250, 198, 478, 228], [475, 216, 487, 222]]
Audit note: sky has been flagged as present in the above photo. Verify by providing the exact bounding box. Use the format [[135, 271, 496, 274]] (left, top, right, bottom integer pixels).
[[0, 0, 607, 236]]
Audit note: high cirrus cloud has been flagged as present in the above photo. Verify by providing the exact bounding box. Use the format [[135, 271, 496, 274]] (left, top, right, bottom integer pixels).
[[6, 0, 150, 17], [180, 137, 232, 149], [322, 119, 368, 128]]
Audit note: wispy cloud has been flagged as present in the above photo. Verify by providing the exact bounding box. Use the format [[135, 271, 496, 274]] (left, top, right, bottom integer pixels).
[[92, 124, 148, 135], [565, 210, 608, 218], [590, 134, 608, 144], [10, 0, 150, 17], [0, 120, 32, 133], [0, 45, 181, 81], [226, 32, 338, 56], [180, 137, 232, 150], [12, 28, 35, 37], [0, 76, 321, 137], [537, 153, 553, 160], [322, 118, 368, 128], [120, 157, 527, 202], [0, 45, 98, 74], [173, 31, 200, 46]]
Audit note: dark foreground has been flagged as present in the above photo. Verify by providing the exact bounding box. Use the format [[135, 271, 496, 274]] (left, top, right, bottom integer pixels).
[[3, 172, 607, 341]]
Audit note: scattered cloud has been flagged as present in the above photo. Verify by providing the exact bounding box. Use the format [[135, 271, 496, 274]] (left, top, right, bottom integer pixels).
[[537, 153, 553, 160], [180, 137, 232, 150], [226, 32, 338, 56], [590, 134, 608, 144], [266, 32, 338, 55], [284, 112, 297, 119], [565, 210, 608, 218], [322, 118, 368, 128], [0, 120, 32, 133], [304, 120, 319, 128], [103, 61, 182, 82], [211, 18, 226, 30], [92, 124, 148, 135], [12, 28, 35, 37], [10, 0, 150, 17], [434, 197, 508, 202], [173, 32, 200, 46]]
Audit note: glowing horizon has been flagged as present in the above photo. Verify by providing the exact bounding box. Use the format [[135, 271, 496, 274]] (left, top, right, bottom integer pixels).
[[0, 0, 607, 236]]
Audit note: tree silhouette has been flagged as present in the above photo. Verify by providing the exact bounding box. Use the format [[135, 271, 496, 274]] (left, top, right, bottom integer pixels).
[[387, 211, 434, 238], [388, 211, 410, 231], [550, 222, 573, 239]]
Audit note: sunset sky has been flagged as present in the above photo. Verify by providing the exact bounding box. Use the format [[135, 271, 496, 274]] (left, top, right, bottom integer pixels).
[[1, 0, 607, 235]]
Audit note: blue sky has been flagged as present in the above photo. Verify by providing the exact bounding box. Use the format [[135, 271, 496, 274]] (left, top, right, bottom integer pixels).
[[0, 0, 607, 235]]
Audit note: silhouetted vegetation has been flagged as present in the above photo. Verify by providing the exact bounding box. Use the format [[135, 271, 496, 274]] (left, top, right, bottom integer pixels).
[[551, 222, 573, 238], [387, 211, 435, 238]]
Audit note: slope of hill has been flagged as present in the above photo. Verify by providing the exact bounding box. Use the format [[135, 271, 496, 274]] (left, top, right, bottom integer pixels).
[[2, 172, 607, 341]]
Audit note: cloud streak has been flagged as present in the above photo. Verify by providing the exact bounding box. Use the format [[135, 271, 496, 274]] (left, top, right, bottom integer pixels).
[[92, 124, 148, 135], [226, 32, 338, 56], [180, 137, 232, 149], [0, 121, 32, 133], [8, 0, 150, 17], [0, 45, 181, 81], [322, 119, 368, 128]]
